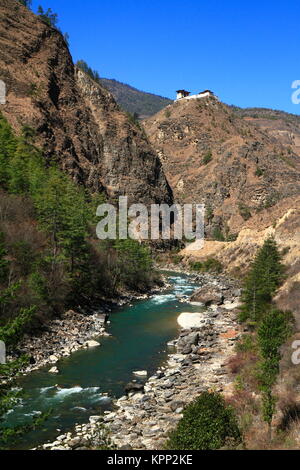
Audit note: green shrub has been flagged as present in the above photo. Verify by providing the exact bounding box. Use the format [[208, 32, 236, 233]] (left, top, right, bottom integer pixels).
[[205, 206, 214, 224], [171, 254, 183, 265], [212, 227, 225, 241], [239, 204, 252, 221], [189, 261, 203, 271], [263, 192, 280, 209], [203, 258, 223, 273], [189, 258, 223, 273], [202, 151, 212, 165], [226, 233, 238, 242], [166, 392, 242, 450], [255, 167, 264, 177], [235, 334, 257, 353]]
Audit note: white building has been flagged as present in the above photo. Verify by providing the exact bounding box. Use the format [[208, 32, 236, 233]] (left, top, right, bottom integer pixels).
[[175, 89, 217, 101], [176, 89, 190, 100]]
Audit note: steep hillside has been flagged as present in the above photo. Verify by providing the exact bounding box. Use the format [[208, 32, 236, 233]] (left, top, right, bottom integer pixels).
[[181, 195, 300, 313], [144, 95, 300, 327], [144, 96, 300, 237], [100, 78, 172, 118], [0, 0, 172, 206], [231, 106, 300, 156]]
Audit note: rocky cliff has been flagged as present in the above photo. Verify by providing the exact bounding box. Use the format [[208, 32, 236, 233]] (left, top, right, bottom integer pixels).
[[0, 0, 172, 205]]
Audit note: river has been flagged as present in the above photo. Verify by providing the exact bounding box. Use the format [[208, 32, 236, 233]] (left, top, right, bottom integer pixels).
[[2, 272, 202, 450]]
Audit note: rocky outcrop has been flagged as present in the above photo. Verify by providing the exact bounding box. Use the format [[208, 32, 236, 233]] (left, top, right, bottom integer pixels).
[[0, 0, 173, 205], [190, 285, 224, 306], [75, 68, 173, 204]]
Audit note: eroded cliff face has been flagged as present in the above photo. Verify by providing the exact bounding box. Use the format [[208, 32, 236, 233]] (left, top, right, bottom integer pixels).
[[144, 96, 300, 234], [75, 68, 173, 204], [0, 0, 172, 205]]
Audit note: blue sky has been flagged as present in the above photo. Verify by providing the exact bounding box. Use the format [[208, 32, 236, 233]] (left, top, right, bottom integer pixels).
[[31, 0, 300, 114]]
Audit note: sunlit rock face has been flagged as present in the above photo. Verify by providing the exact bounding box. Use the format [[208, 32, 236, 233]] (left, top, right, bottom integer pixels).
[[0, 0, 173, 206]]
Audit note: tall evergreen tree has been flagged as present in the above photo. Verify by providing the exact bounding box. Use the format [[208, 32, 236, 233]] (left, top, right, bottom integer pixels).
[[0, 233, 8, 284], [0, 114, 17, 188], [240, 237, 284, 323], [257, 309, 291, 437]]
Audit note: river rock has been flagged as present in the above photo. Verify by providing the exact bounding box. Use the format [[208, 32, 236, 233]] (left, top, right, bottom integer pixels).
[[49, 355, 59, 363], [68, 437, 83, 449], [177, 312, 203, 329], [133, 370, 148, 377], [176, 332, 199, 354], [125, 382, 145, 395], [49, 366, 59, 374], [190, 285, 224, 306], [85, 340, 100, 348], [170, 400, 185, 412], [89, 416, 102, 424]]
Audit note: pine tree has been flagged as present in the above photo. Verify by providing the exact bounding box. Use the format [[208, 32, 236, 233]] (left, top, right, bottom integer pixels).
[[240, 237, 284, 323], [33, 166, 68, 262], [0, 233, 8, 284], [114, 239, 153, 290], [257, 309, 292, 437], [37, 6, 58, 27], [7, 127, 43, 195], [59, 179, 89, 275], [0, 114, 17, 188]]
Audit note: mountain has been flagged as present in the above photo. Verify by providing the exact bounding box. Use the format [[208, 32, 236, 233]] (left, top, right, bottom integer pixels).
[[144, 95, 300, 235], [144, 94, 300, 319], [0, 0, 173, 206], [100, 78, 172, 118]]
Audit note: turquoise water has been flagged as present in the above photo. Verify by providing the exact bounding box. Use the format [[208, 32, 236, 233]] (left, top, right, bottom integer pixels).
[[3, 272, 202, 449]]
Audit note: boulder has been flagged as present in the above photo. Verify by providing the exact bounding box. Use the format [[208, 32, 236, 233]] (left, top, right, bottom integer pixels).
[[68, 437, 82, 449], [49, 366, 59, 374], [133, 370, 148, 377], [85, 340, 100, 348], [176, 332, 199, 354], [125, 382, 145, 395], [49, 355, 59, 363], [170, 401, 185, 412], [89, 416, 102, 424], [190, 285, 224, 306], [177, 312, 203, 329]]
